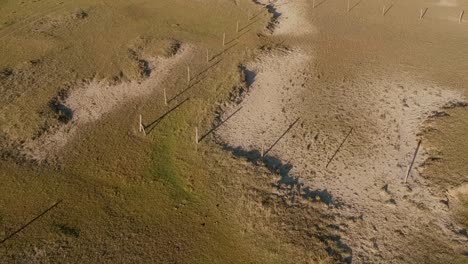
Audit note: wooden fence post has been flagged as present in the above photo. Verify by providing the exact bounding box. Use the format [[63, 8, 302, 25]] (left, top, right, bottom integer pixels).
[[187, 66, 190, 84], [139, 114, 142, 132]]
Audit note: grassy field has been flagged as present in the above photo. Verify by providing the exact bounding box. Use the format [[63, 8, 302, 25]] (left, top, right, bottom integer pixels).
[[1, 0, 467, 263], [0, 0, 333, 263]]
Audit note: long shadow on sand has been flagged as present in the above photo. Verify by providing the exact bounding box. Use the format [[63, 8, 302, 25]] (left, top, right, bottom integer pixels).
[[218, 143, 352, 263]]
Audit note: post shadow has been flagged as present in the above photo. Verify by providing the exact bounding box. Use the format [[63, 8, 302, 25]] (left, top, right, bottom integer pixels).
[[0, 200, 63, 244], [349, 0, 362, 12], [314, 0, 328, 8], [239, 17, 261, 32], [193, 57, 223, 81], [325, 127, 353, 168], [421, 8, 428, 19], [145, 98, 190, 133], [225, 28, 252, 46], [263, 117, 300, 157], [198, 107, 243, 142], [211, 41, 239, 61], [383, 4, 393, 16], [167, 75, 207, 104], [249, 8, 265, 21]]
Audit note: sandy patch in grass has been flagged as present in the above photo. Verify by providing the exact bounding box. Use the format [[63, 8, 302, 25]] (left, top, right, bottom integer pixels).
[[216, 49, 310, 149], [216, 0, 468, 261], [22, 44, 192, 162], [217, 49, 468, 261]]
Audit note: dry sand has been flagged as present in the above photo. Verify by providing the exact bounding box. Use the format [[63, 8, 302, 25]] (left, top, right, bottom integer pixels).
[[216, 0, 468, 262]]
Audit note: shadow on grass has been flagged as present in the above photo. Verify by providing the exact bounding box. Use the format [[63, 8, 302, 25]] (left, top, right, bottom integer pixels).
[[348, 0, 362, 12], [313, 0, 328, 8], [145, 98, 190, 134], [211, 42, 239, 61], [225, 28, 252, 46], [168, 58, 223, 104], [383, 4, 393, 16]]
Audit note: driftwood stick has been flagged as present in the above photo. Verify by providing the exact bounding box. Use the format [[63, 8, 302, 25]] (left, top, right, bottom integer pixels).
[[404, 140, 422, 183], [0, 200, 63, 244], [326, 128, 353, 168]]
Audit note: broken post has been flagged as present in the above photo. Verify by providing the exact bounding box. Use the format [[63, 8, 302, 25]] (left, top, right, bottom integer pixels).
[[382, 6, 385, 16], [313, 0, 315, 9], [222, 32, 226, 47], [460, 10, 464, 24], [347, 0, 350, 12], [260, 142, 264, 158], [404, 140, 422, 183], [206, 48, 209, 63], [195, 127, 199, 144], [163, 88, 167, 106], [236, 20, 239, 33]]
